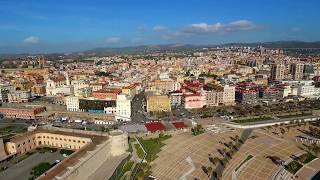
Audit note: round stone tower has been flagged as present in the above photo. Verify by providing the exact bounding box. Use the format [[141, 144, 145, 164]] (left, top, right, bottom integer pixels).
[[109, 130, 128, 156]]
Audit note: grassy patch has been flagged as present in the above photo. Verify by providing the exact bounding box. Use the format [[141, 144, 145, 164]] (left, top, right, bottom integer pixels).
[[36, 147, 57, 154], [135, 162, 152, 179], [59, 149, 74, 155], [134, 144, 145, 159], [277, 112, 312, 119], [29, 162, 53, 179], [233, 116, 273, 124], [127, 138, 135, 153], [191, 125, 205, 136], [122, 161, 134, 174], [299, 152, 317, 164], [235, 155, 253, 172], [138, 134, 171, 162], [285, 160, 303, 174], [0, 125, 27, 135]]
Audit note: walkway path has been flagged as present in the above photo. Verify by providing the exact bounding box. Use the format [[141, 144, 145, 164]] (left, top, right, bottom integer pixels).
[[179, 156, 195, 180]]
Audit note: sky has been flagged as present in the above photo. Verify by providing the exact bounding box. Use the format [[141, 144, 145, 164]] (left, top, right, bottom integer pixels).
[[0, 0, 320, 53]]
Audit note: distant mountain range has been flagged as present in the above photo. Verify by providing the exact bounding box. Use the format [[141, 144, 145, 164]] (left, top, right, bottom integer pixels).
[[84, 41, 320, 55], [1, 41, 320, 57]]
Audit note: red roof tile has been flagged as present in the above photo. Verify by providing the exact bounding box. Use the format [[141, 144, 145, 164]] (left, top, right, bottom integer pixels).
[[172, 122, 187, 129], [144, 122, 165, 132]]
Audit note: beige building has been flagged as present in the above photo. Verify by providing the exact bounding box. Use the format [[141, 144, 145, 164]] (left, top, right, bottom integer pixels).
[[291, 63, 304, 80], [203, 84, 224, 106], [271, 63, 286, 81], [147, 95, 171, 112], [223, 85, 235, 106], [5, 130, 92, 155]]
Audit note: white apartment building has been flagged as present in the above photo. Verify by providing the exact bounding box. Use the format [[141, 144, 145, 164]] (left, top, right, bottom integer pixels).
[[223, 85, 235, 105], [8, 90, 32, 103], [172, 82, 181, 91], [74, 87, 92, 98], [297, 84, 316, 98], [65, 96, 80, 112], [281, 85, 298, 97], [104, 106, 117, 115], [46, 74, 73, 96], [71, 79, 90, 92], [115, 94, 132, 122]]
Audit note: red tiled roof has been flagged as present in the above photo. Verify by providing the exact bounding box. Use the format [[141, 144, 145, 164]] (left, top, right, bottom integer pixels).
[[93, 88, 122, 94], [172, 122, 187, 129], [144, 122, 165, 132]]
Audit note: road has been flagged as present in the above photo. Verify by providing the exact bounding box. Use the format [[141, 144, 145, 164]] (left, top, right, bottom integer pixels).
[[131, 90, 148, 123]]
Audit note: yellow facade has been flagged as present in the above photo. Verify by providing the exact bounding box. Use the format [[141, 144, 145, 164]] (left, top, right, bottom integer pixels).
[[253, 79, 268, 86], [147, 95, 171, 112], [5, 131, 92, 155], [122, 85, 136, 97]]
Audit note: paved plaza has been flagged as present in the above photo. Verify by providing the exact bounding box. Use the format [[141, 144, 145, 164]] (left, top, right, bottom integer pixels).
[[151, 130, 242, 180], [150, 124, 318, 180]]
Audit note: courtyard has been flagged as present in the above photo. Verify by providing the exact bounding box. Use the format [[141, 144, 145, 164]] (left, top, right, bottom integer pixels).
[[0, 148, 68, 180]]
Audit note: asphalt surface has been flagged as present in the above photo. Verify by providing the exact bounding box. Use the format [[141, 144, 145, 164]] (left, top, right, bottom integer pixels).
[[131, 91, 148, 123], [0, 151, 65, 180]]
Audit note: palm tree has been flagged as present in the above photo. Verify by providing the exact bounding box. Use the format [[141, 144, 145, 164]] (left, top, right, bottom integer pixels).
[[207, 166, 213, 177], [212, 171, 218, 179], [201, 166, 208, 176]]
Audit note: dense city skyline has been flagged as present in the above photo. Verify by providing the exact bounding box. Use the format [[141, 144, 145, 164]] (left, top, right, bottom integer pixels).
[[1, 0, 320, 53]]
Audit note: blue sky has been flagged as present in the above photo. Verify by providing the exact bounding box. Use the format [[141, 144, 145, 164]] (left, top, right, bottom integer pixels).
[[0, 0, 320, 53]]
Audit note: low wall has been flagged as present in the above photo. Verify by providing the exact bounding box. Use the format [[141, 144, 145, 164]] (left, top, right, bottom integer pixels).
[[55, 139, 112, 180], [40, 126, 109, 136], [129, 128, 190, 139], [225, 117, 320, 129]]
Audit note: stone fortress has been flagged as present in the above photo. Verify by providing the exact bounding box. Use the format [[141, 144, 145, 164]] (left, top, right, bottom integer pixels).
[[0, 126, 128, 180]]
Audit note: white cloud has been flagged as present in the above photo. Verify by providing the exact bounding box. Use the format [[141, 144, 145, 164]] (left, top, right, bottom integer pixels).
[[105, 37, 120, 43], [153, 25, 167, 32], [185, 20, 256, 34], [227, 20, 255, 31], [24, 36, 39, 44], [188, 22, 223, 33]]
